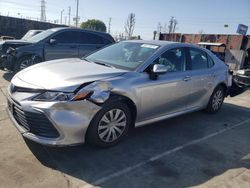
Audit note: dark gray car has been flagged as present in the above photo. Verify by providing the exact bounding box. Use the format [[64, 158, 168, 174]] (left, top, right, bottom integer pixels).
[[0, 27, 115, 71]]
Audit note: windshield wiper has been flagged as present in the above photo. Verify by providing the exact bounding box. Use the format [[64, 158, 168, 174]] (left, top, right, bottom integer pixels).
[[83, 58, 114, 68], [93, 61, 114, 68]]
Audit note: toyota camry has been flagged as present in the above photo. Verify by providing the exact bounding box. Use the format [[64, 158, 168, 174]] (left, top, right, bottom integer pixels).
[[7, 40, 231, 147]]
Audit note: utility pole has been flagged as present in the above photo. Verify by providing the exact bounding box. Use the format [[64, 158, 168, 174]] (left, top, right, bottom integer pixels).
[[40, 0, 46, 22], [65, 16, 67, 25], [68, 6, 71, 25], [76, 0, 79, 27], [108, 17, 111, 33], [60, 9, 64, 24]]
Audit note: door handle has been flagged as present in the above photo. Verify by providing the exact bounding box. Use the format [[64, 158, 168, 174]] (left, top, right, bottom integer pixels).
[[70, 45, 77, 49], [183, 76, 191, 81]]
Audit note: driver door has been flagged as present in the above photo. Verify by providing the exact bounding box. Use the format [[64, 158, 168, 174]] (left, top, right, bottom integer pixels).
[[44, 31, 79, 60], [137, 47, 192, 122]]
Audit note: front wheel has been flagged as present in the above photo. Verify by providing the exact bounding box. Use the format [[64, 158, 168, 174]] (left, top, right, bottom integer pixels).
[[14, 55, 42, 72], [206, 86, 225, 113], [86, 101, 131, 147]]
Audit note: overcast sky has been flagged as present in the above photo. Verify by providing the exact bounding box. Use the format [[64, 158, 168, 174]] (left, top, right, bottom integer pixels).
[[0, 0, 249, 39]]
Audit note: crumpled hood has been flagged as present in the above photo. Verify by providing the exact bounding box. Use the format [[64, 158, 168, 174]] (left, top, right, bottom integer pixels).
[[13, 58, 127, 92], [0, 40, 32, 53], [3, 39, 32, 45]]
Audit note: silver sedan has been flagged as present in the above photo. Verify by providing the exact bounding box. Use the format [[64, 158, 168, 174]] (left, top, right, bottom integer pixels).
[[7, 40, 231, 147]]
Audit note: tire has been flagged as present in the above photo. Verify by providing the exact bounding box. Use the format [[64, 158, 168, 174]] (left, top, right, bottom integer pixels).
[[206, 86, 225, 114], [14, 56, 32, 73], [86, 101, 132, 147]]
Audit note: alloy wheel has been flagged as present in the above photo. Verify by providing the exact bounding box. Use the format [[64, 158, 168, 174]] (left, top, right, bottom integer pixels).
[[212, 90, 223, 111], [20, 59, 32, 70], [98, 108, 127, 143]]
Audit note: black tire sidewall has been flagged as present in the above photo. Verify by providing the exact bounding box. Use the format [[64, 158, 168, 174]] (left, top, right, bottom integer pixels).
[[14, 56, 31, 73], [206, 86, 225, 113], [86, 101, 132, 147]]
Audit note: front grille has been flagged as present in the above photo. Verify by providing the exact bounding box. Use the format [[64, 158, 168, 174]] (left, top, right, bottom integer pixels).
[[10, 101, 60, 138]]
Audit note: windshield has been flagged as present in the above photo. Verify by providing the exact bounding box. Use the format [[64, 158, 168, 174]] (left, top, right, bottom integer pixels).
[[27, 29, 55, 43], [85, 42, 159, 70], [22, 31, 41, 41]]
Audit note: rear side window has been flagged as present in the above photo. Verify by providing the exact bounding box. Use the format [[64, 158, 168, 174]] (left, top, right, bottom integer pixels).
[[78, 32, 103, 44], [53, 31, 79, 43], [189, 48, 209, 70]]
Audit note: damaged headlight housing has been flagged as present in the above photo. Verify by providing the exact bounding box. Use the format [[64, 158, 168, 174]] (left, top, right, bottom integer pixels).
[[6, 47, 16, 55], [73, 81, 112, 103], [237, 70, 245, 75], [33, 81, 112, 103], [33, 91, 75, 101]]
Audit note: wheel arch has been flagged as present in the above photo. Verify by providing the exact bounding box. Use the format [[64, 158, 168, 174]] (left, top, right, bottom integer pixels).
[[216, 82, 228, 95], [107, 93, 137, 127], [17, 53, 43, 61]]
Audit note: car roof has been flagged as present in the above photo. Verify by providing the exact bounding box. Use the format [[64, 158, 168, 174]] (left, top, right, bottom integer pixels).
[[121, 40, 205, 50], [198, 42, 226, 47], [48, 27, 109, 35], [124, 40, 177, 46], [47, 27, 115, 42]]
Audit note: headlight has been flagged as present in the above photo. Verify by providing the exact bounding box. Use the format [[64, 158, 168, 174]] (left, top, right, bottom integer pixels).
[[33, 91, 74, 101], [32, 81, 112, 103], [237, 70, 245, 75]]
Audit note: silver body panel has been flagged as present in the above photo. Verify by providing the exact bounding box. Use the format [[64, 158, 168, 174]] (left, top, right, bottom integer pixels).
[[7, 41, 230, 146]]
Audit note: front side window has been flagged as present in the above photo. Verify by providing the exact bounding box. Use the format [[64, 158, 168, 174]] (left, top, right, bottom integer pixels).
[[189, 48, 209, 70], [53, 31, 79, 43], [153, 48, 186, 72], [85, 42, 159, 70]]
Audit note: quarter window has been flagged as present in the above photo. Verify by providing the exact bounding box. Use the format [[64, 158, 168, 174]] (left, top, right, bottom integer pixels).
[[208, 55, 215, 68], [189, 48, 209, 70], [153, 48, 186, 72]]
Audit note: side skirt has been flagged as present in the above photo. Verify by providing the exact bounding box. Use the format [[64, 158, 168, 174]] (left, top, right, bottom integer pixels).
[[134, 106, 203, 128]]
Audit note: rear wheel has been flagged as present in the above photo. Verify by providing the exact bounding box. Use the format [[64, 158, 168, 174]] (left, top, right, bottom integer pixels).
[[206, 86, 225, 113], [87, 101, 131, 147]]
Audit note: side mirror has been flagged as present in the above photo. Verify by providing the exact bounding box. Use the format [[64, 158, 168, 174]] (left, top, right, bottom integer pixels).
[[149, 64, 167, 80], [152, 64, 167, 74], [49, 38, 57, 45]]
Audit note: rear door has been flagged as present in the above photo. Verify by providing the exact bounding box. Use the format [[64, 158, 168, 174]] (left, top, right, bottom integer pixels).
[[77, 31, 107, 57], [44, 31, 79, 60], [186, 47, 216, 109]]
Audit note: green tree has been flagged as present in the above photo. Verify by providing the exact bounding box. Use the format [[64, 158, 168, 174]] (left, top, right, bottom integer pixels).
[[80, 19, 107, 32]]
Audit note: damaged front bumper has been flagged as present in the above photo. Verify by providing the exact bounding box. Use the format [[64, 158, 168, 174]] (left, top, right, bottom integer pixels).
[[1, 54, 16, 71], [234, 74, 250, 88], [7, 93, 101, 146]]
